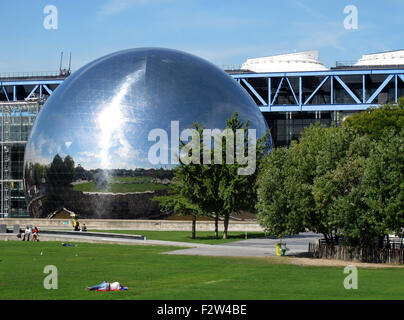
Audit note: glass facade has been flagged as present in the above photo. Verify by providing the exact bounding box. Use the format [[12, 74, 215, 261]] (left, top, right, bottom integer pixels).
[[0, 101, 41, 217], [264, 111, 342, 148], [24, 48, 270, 219]]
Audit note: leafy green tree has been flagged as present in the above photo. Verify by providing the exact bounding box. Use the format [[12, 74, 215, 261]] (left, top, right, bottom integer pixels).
[[74, 164, 87, 181], [64, 155, 75, 184], [284, 124, 339, 243], [309, 126, 360, 243], [47, 154, 65, 186], [47, 154, 75, 187], [211, 113, 269, 239], [343, 98, 404, 140], [153, 124, 208, 239], [33, 163, 44, 188], [258, 99, 404, 248], [361, 129, 404, 240], [256, 147, 296, 237], [154, 113, 269, 240], [332, 130, 404, 247], [312, 134, 372, 246], [154, 175, 204, 239], [257, 124, 371, 244]]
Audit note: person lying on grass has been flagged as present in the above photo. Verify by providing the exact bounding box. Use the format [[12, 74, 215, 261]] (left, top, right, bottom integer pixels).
[[85, 281, 129, 291], [61, 242, 77, 247]]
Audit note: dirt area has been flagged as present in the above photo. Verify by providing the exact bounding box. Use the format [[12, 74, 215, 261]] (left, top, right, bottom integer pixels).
[[273, 256, 404, 268]]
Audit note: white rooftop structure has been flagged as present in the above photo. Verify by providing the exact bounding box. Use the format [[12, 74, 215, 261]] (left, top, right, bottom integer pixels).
[[355, 49, 404, 67], [240, 50, 328, 73]]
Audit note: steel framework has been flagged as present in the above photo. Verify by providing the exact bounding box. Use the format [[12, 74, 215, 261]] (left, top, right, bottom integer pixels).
[[230, 69, 404, 112], [0, 79, 64, 102], [0, 101, 42, 217]]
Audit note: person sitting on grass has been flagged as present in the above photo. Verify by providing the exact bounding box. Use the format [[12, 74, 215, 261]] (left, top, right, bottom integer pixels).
[[85, 281, 129, 291]]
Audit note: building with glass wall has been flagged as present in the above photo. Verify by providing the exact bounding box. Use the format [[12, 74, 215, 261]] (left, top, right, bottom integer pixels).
[[1, 48, 404, 217], [0, 101, 42, 217]]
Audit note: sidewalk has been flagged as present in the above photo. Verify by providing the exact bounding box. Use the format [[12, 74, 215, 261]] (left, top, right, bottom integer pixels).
[[161, 232, 322, 257], [1, 231, 321, 257]]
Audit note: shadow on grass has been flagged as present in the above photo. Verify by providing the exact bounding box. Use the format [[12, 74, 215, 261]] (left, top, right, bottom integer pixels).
[[290, 252, 311, 258], [189, 232, 267, 241]]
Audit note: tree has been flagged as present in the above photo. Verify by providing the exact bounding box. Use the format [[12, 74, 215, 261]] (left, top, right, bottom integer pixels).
[[256, 147, 296, 237], [309, 126, 361, 244], [258, 99, 404, 248], [47, 154, 65, 186], [343, 98, 404, 140], [154, 113, 270, 240], [153, 124, 208, 239], [74, 164, 87, 181], [312, 134, 373, 246], [154, 175, 204, 239], [210, 113, 269, 239], [257, 124, 369, 244], [63, 155, 75, 184], [47, 154, 75, 187], [361, 129, 404, 240], [283, 124, 344, 243], [341, 100, 404, 246], [330, 130, 404, 247]]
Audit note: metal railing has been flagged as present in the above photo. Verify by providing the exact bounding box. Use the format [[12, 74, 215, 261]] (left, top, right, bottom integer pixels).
[[0, 71, 69, 79], [220, 64, 241, 70]]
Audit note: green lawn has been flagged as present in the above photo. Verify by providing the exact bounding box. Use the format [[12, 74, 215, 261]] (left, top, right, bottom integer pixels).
[[73, 181, 168, 193], [112, 177, 153, 183], [90, 230, 267, 245], [1, 241, 404, 300]]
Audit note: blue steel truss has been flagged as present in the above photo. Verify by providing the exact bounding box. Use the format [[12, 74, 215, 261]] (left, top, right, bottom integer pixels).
[[231, 69, 404, 112], [0, 79, 64, 101], [1, 69, 404, 113]]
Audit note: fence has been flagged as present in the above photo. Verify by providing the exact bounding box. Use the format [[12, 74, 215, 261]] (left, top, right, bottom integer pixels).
[[308, 242, 404, 264], [0, 71, 64, 79]]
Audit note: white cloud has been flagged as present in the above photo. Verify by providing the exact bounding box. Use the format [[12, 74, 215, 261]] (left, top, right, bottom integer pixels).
[[77, 151, 101, 159], [289, 21, 349, 53], [295, 1, 327, 21]]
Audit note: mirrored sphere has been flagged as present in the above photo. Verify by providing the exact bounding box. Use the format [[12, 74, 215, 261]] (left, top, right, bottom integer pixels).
[[24, 47, 271, 219]]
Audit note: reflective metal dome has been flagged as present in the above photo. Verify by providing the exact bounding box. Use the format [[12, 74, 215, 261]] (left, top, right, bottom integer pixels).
[[24, 47, 270, 219]]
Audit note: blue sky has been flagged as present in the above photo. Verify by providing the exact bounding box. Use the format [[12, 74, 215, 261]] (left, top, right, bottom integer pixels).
[[0, 0, 403, 72]]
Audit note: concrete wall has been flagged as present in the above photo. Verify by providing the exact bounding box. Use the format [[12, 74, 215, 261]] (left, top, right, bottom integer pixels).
[[0, 234, 149, 245], [0, 218, 264, 232], [29, 188, 167, 219]]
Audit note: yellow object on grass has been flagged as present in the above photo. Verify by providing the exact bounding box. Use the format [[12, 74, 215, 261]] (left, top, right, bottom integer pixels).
[[275, 243, 281, 256]]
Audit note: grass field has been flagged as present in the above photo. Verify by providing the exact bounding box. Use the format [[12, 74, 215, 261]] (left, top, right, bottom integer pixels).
[[73, 181, 169, 193], [90, 230, 267, 245], [1, 241, 404, 300]]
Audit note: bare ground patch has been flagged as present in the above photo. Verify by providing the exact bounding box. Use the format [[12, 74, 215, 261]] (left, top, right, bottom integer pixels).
[[270, 256, 404, 268]]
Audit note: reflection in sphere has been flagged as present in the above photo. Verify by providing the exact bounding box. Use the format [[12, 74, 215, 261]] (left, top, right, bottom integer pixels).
[[24, 48, 271, 219]]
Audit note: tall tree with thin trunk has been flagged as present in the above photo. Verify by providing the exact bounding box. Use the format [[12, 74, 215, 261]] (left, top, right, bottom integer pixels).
[[208, 113, 270, 239], [153, 124, 210, 239]]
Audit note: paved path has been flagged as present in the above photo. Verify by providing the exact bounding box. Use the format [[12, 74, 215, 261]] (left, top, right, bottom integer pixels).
[[160, 232, 322, 257], [1, 231, 322, 257]]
